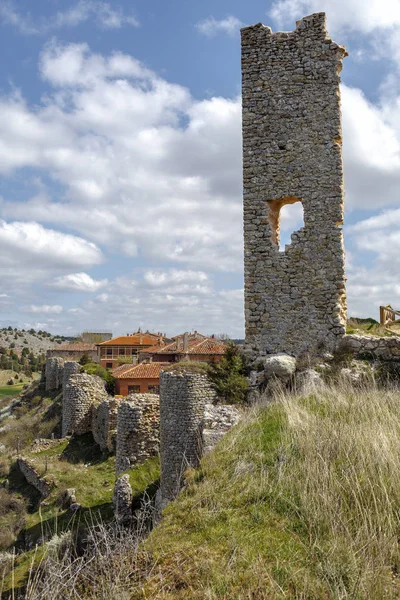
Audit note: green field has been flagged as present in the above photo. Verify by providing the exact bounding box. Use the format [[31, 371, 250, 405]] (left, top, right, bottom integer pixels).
[[0, 383, 24, 398]]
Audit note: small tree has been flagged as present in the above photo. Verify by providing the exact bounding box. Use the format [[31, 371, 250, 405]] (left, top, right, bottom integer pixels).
[[79, 353, 91, 366], [208, 343, 249, 404]]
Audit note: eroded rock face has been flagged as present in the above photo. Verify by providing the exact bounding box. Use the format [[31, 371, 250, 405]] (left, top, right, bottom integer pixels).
[[242, 13, 347, 359]]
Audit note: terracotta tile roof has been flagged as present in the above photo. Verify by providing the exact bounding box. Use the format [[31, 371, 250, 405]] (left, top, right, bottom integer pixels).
[[144, 336, 227, 356], [98, 332, 163, 347], [113, 362, 170, 380], [56, 343, 96, 352]]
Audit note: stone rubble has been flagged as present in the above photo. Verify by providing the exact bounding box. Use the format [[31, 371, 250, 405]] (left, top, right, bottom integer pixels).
[[113, 474, 133, 523]]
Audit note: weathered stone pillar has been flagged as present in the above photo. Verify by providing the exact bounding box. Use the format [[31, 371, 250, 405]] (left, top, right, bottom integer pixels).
[[158, 371, 211, 506], [241, 12, 347, 358], [92, 398, 118, 452], [62, 373, 108, 437], [62, 361, 80, 395], [115, 394, 160, 475], [45, 357, 64, 391]]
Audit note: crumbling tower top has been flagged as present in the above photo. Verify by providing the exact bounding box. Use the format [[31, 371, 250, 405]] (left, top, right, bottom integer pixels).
[[241, 13, 347, 358]]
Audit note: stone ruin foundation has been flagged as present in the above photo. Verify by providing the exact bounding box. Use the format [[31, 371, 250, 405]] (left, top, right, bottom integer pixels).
[[45, 357, 64, 392], [92, 398, 118, 452], [62, 361, 81, 395], [62, 373, 108, 437], [157, 370, 239, 508], [241, 12, 347, 359], [116, 394, 160, 475]]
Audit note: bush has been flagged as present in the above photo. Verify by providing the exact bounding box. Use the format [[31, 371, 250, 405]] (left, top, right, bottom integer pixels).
[[208, 343, 249, 404], [79, 353, 91, 366]]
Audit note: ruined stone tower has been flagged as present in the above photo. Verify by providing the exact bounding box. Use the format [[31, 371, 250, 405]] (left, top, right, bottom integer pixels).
[[241, 13, 347, 357]]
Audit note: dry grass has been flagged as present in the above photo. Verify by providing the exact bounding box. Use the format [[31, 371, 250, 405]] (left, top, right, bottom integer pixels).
[[275, 383, 400, 598], [10, 503, 155, 600]]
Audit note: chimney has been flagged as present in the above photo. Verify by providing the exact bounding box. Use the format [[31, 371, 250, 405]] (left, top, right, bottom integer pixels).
[[183, 332, 188, 352]]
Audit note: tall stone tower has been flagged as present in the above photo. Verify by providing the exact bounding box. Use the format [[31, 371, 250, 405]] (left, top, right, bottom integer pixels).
[[241, 13, 347, 358]]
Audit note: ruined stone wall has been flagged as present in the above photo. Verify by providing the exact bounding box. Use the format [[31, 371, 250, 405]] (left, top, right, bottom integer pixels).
[[17, 458, 51, 498], [242, 12, 347, 358], [202, 404, 241, 455], [158, 371, 215, 505], [341, 335, 400, 361], [116, 394, 160, 475], [62, 361, 81, 395], [45, 357, 64, 392], [62, 373, 108, 437], [92, 398, 118, 452]]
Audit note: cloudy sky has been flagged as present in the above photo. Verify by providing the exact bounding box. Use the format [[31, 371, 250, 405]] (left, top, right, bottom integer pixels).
[[0, 0, 399, 337]]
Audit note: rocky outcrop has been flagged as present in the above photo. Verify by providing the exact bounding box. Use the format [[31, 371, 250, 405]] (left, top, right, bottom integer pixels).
[[263, 354, 297, 380]]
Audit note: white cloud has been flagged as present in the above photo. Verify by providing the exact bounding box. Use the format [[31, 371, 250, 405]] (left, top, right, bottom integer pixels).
[[0, 221, 103, 287], [0, 42, 242, 272], [0, 0, 139, 35], [26, 305, 63, 314], [270, 0, 400, 34], [51, 272, 108, 292], [40, 270, 245, 338], [196, 15, 243, 37], [144, 269, 208, 286]]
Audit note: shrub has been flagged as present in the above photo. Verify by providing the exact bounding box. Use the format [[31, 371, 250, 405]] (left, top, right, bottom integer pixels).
[[79, 353, 91, 366], [208, 343, 249, 404]]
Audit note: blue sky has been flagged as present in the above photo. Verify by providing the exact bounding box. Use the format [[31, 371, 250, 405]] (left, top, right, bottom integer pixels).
[[0, 0, 400, 337]]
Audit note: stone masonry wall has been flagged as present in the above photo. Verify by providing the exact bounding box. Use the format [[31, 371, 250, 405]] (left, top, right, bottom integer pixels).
[[158, 371, 216, 506], [62, 361, 81, 396], [92, 398, 118, 452], [116, 394, 160, 475], [242, 13, 347, 358], [340, 335, 400, 361], [62, 373, 108, 437], [45, 357, 64, 392], [17, 458, 51, 498]]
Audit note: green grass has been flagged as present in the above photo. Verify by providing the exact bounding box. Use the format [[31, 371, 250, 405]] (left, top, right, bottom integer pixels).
[[1, 433, 160, 593], [0, 384, 24, 398]]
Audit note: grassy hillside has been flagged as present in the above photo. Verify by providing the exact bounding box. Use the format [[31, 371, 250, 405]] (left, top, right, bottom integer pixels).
[[16, 383, 400, 599], [137, 385, 400, 599]]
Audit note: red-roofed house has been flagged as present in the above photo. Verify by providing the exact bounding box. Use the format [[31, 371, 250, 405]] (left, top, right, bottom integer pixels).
[[112, 362, 170, 396], [97, 331, 166, 370], [141, 332, 227, 364]]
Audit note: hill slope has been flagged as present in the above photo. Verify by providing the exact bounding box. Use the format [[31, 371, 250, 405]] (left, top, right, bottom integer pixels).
[[5, 383, 400, 599], [137, 385, 400, 599]]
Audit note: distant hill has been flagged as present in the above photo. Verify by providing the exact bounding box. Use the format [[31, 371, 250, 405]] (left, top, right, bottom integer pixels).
[[0, 327, 74, 356]]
